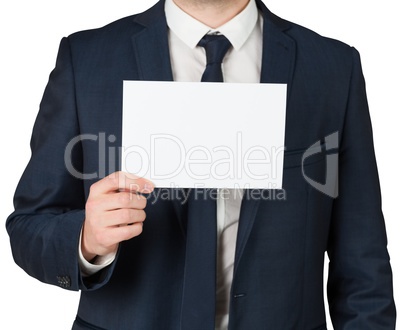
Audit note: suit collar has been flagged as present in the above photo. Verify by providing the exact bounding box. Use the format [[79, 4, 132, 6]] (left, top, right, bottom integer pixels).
[[257, 0, 295, 85], [132, 0, 167, 27], [131, 0, 173, 81], [256, 0, 292, 31]]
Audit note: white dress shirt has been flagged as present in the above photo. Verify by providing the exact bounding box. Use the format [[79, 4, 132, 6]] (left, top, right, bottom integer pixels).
[[79, 0, 262, 328]]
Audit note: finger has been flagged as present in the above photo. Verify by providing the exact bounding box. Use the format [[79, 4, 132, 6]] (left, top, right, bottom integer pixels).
[[90, 171, 155, 196], [98, 208, 146, 227], [117, 172, 155, 195], [101, 223, 144, 247], [96, 191, 147, 212]]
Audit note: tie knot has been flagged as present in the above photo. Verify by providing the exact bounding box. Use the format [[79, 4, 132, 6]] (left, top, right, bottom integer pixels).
[[198, 34, 232, 65]]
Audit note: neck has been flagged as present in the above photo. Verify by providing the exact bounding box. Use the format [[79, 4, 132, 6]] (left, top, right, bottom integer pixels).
[[173, 0, 250, 28]]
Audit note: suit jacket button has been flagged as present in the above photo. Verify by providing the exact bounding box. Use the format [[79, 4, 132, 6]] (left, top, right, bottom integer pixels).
[[56, 275, 71, 288]]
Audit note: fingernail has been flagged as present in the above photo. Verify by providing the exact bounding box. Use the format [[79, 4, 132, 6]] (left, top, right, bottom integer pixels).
[[144, 183, 154, 192]]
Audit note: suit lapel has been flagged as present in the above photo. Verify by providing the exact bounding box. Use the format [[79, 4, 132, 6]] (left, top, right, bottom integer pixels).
[[259, 1, 296, 88], [234, 0, 296, 273], [131, 0, 173, 81]]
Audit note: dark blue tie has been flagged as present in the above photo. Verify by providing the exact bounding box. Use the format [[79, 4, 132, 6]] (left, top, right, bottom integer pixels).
[[180, 35, 232, 330], [198, 34, 232, 82]]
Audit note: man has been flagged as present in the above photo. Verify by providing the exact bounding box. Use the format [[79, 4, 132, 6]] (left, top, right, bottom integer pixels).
[[6, 0, 396, 329]]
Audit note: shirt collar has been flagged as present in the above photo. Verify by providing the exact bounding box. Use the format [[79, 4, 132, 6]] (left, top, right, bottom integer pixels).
[[165, 0, 258, 50]]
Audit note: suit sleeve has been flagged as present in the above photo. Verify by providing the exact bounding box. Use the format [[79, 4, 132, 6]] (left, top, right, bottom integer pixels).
[[327, 48, 396, 329], [6, 37, 116, 292]]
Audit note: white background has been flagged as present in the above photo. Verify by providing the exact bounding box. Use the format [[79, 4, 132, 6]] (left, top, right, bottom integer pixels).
[[0, 1, 400, 329]]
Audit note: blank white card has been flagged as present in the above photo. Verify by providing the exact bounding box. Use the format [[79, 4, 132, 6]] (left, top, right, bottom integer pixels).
[[122, 81, 287, 189]]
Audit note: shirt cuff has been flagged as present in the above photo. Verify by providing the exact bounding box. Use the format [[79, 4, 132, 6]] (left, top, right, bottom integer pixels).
[[78, 227, 116, 277]]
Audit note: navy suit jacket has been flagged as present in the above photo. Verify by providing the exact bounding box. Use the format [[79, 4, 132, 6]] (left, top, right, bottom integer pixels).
[[7, 0, 396, 329]]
